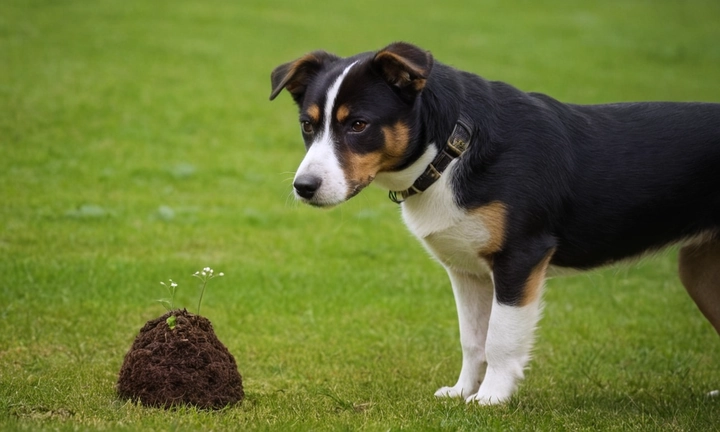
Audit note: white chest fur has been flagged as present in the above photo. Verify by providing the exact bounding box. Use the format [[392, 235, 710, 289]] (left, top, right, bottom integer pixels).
[[400, 162, 495, 276]]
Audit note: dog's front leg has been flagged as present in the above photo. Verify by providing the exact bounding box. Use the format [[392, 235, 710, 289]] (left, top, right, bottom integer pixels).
[[435, 269, 494, 399], [467, 243, 555, 405]]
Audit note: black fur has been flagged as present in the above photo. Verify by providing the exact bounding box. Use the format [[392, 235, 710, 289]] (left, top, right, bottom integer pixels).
[[425, 57, 720, 302]]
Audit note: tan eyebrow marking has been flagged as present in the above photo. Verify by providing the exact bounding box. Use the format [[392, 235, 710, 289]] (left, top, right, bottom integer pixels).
[[307, 104, 320, 123], [336, 104, 350, 123]]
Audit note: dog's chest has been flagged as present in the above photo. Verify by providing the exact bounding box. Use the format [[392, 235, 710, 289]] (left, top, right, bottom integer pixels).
[[400, 174, 495, 275]]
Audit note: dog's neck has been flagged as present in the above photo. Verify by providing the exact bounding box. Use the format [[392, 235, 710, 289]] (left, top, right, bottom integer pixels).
[[374, 146, 439, 192], [380, 116, 472, 203]]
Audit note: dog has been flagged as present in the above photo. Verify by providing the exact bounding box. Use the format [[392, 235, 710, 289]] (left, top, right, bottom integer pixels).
[[269, 42, 720, 404]]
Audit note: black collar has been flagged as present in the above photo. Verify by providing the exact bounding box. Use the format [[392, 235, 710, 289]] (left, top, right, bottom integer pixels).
[[388, 115, 473, 204]]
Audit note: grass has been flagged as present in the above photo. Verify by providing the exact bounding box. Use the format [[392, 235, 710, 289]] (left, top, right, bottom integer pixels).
[[2, 0, 720, 430]]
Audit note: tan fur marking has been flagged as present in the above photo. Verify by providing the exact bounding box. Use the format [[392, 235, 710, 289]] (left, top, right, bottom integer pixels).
[[412, 79, 427, 91], [342, 122, 411, 196], [520, 248, 556, 307], [471, 202, 508, 256], [679, 238, 720, 335], [343, 152, 382, 197], [336, 104, 350, 123], [347, 153, 382, 178], [382, 122, 410, 160], [307, 104, 320, 123]]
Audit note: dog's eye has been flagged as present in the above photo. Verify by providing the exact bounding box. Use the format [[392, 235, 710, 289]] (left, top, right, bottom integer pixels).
[[301, 121, 314, 134], [351, 121, 367, 133]]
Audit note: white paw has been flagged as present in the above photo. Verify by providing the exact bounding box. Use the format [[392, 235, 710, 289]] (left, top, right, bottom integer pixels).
[[464, 373, 516, 405], [465, 392, 508, 405], [434, 386, 467, 399], [463, 364, 521, 405]]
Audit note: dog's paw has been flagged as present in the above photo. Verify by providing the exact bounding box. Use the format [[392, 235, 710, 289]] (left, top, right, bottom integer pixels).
[[434, 386, 467, 399], [463, 364, 520, 405], [465, 392, 508, 405], [465, 379, 514, 405]]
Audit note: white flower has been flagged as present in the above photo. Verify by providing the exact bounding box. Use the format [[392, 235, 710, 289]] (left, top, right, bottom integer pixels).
[[170, 282, 178, 288], [219, 272, 224, 277]]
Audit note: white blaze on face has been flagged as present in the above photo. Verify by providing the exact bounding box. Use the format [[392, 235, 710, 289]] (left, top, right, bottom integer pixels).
[[293, 61, 358, 206]]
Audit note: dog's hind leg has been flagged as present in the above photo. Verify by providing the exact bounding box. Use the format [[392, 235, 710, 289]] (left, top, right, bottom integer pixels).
[[679, 238, 720, 336], [435, 269, 494, 399]]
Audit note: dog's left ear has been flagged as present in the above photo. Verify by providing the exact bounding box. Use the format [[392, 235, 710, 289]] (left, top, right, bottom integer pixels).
[[373, 42, 434, 100], [270, 51, 339, 103]]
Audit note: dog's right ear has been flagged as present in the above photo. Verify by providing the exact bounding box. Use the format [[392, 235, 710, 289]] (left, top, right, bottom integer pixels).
[[269, 51, 339, 103]]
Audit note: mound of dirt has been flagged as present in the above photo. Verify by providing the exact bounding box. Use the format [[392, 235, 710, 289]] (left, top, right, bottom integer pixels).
[[117, 309, 244, 409]]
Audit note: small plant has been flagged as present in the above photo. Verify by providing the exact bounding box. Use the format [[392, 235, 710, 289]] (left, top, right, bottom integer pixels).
[[166, 314, 177, 330], [158, 279, 178, 311], [157, 267, 225, 328], [193, 267, 224, 316], [158, 279, 179, 329]]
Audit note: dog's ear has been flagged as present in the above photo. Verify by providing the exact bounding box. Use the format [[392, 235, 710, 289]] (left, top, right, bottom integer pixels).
[[372, 42, 434, 100], [269, 51, 339, 103]]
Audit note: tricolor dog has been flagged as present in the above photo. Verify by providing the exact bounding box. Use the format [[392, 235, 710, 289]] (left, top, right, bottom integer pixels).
[[269, 42, 720, 404]]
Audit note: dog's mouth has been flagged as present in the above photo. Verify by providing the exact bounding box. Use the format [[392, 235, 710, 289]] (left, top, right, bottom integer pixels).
[[293, 175, 374, 208], [295, 192, 342, 209]]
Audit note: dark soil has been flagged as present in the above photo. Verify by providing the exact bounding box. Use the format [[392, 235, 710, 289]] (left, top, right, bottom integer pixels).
[[117, 309, 244, 409]]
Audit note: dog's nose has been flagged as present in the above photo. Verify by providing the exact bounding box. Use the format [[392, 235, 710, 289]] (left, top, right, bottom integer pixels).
[[293, 174, 322, 199]]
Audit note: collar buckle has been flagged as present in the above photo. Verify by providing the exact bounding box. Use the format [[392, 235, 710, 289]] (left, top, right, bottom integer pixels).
[[388, 190, 404, 204]]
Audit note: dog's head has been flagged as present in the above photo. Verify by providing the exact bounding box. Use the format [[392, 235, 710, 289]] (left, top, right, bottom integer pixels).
[[270, 42, 434, 207]]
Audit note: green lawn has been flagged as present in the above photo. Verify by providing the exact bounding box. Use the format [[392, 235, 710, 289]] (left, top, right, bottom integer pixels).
[[2, 0, 720, 430]]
